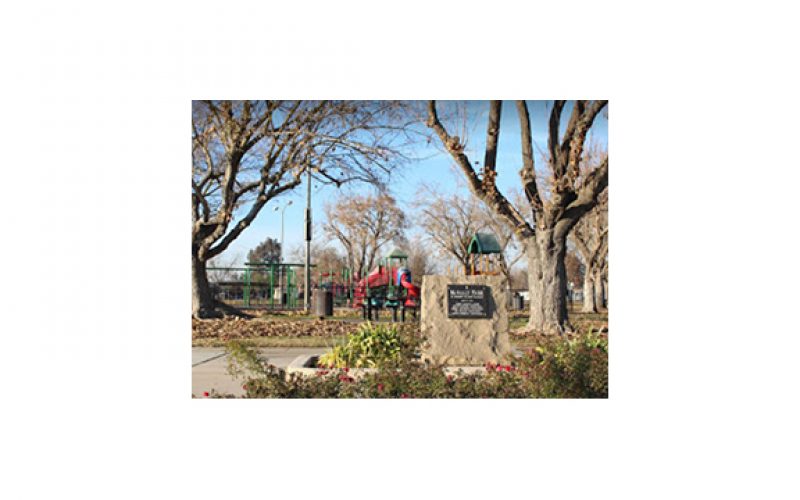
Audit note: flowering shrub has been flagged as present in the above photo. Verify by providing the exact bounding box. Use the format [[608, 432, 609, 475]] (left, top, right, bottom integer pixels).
[[192, 389, 237, 399], [513, 332, 609, 398], [225, 331, 607, 398]]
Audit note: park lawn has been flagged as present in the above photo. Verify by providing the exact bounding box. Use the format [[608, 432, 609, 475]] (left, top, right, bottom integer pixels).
[[191, 330, 607, 350], [254, 312, 364, 321], [192, 305, 607, 349], [509, 307, 607, 329], [509, 316, 528, 330]]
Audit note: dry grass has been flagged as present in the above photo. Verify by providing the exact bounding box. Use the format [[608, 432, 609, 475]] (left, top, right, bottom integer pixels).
[[509, 304, 608, 342], [192, 316, 357, 343], [193, 335, 346, 348], [192, 302, 607, 349]]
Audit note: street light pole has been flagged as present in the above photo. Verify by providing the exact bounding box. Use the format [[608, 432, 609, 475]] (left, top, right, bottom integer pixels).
[[274, 200, 293, 263], [273, 200, 292, 307], [304, 166, 312, 312]]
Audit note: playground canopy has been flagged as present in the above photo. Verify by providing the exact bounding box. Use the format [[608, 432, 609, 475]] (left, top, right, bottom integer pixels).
[[386, 248, 408, 259], [467, 232, 502, 255]]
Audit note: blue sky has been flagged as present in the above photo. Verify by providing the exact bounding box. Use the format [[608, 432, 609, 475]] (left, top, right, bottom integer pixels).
[[214, 101, 608, 266]]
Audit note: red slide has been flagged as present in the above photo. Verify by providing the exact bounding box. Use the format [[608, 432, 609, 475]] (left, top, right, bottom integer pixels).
[[399, 272, 420, 308]]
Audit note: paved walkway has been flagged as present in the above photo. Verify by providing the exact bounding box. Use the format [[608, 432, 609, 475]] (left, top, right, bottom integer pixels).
[[192, 347, 326, 397]]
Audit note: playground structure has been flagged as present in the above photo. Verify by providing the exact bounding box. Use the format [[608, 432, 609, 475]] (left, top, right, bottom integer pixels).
[[451, 231, 527, 309], [447, 232, 503, 276], [352, 248, 421, 321]]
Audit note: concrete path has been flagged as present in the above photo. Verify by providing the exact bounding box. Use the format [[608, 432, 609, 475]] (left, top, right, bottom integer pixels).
[[192, 347, 326, 397]]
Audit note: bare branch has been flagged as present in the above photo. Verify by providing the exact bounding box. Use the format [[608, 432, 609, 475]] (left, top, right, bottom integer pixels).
[[206, 175, 302, 260], [426, 100, 533, 238], [547, 100, 567, 173], [482, 100, 502, 191], [516, 101, 544, 224]]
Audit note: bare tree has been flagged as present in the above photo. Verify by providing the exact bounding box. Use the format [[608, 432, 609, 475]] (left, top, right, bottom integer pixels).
[[406, 239, 437, 283], [192, 100, 408, 318], [288, 242, 348, 287], [417, 184, 522, 284], [416, 187, 485, 273], [427, 100, 608, 334], [322, 192, 407, 279], [564, 250, 584, 295], [394, 234, 438, 283], [597, 259, 608, 308], [569, 189, 608, 312], [207, 252, 243, 282]]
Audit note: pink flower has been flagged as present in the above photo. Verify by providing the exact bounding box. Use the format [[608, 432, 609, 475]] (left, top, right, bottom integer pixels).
[[377, 383, 384, 392]]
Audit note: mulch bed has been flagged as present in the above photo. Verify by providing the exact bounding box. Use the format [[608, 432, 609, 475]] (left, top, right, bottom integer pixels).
[[192, 317, 357, 341]]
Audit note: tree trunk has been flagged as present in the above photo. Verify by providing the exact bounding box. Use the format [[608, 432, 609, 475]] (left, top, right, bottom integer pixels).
[[498, 256, 513, 292], [582, 271, 598, 313], [192, 253, 219, 319], [594, 270, 606, 309], [525, 230, 570, 335]]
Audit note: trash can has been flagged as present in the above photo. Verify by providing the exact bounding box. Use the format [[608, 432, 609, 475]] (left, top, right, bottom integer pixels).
[[513, 293, 524, 311], [313, 288, 333, 318]]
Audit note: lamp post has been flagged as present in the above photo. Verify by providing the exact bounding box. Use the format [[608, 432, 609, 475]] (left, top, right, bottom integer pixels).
[[304, 167, 312, 313], [273, 200, 292, 306], [273, 200, 293, 263]]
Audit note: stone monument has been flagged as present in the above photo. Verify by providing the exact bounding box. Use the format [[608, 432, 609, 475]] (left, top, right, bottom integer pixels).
[[420, 274, 512, 365]]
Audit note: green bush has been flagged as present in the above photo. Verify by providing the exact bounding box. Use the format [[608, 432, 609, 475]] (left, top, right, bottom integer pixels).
[[224, 331, 608, 399], [317, 322, 402, 368]]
